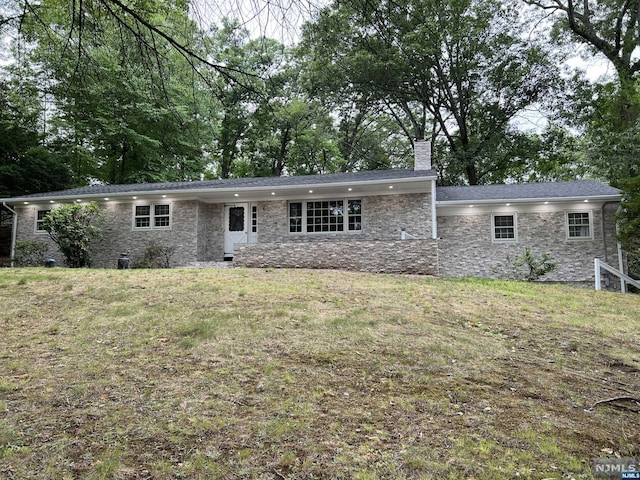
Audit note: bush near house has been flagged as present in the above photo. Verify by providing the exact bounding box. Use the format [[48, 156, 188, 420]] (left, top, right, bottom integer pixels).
[[135, 241, 176, 268], [42, 202, 103, 268], [12, 240, 48, 267], [495, 247, 557, 282]]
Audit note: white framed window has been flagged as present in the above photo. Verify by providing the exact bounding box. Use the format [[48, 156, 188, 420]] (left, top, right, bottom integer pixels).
[[566, 211, 592, 240], [35, 209, 51, 233], [289, 199, 362, 234], [133, 203, 171, 230], [492, 213, 517, 242], [251, 205, 258, 233]]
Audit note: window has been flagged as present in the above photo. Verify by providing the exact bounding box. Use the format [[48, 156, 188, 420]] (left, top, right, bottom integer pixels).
[[492, 214, 516, 242], [251, 205, 258, 233], [36, 210, 50, 232], [289, 199, 362, 234], [567, 211, 592, 239], [133, 203, 171, 230], [289, 202, 303, 233]]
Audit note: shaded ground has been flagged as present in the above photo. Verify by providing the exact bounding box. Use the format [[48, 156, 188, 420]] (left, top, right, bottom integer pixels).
[[0, 268, 638, 479]]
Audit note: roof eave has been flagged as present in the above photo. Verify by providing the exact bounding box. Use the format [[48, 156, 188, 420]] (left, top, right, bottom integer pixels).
[[3, 174, 437, 204], [436, 194, 622, 205]]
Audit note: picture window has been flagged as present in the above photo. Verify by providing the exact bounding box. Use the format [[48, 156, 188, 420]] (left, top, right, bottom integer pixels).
[[289, 199, 362, 234]]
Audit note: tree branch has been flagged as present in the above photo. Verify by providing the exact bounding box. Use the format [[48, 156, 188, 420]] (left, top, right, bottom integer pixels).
[[589, 396, 640, 411]]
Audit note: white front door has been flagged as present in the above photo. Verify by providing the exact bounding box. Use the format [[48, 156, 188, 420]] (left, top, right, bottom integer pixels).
[[224, 204, 248, 259]]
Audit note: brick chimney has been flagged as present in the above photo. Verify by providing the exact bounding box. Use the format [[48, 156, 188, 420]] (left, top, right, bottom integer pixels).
[[414, 140, 432, 171]]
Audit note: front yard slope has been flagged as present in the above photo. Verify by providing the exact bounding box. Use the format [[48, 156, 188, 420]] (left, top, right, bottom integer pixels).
[[0, 268, 638, 479]]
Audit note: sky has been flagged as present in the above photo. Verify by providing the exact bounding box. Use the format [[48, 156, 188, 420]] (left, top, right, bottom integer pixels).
[[189, 0, 326, 43]]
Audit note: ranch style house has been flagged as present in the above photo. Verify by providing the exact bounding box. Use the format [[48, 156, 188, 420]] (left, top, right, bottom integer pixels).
[[1, 141, 626, 287]]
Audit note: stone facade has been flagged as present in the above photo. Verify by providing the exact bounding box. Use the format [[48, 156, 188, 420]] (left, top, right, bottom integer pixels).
[[196, 202, 224, 262], [12, 191, 433, 269], [15, 201, 202, 268], [235, 192, 436, 273], [234, 239, 438, 275], [10, 191, 622, 286], [256, 193, 433, 244], [437, 202, 622, 286], [414, 140, 432, 171]]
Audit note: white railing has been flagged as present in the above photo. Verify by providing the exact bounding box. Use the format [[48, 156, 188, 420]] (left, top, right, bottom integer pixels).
[[594, 258, 640, 293]]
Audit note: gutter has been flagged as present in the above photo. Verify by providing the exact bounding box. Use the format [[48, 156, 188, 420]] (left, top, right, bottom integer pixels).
[[436, 194, 623, 206], [2, 174, 439, 204], [2, 202, 17, 268]]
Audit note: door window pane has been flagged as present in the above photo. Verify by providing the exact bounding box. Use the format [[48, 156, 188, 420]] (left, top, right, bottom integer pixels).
[[229, 207, 245, 232]]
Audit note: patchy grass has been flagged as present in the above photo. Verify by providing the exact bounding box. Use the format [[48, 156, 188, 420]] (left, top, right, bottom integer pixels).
[[0, 267, 638, 479]]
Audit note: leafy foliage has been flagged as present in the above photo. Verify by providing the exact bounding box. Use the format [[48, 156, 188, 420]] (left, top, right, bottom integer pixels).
[[499, 247, 557, 282], [136, 241, 176, 269], [42, 203, 104, 268], [0, 78, 73, 197], [617, 175, 640, 278], [301, 0, 563, 184], [12, 241, 49, 267], [527, 0, 640, 255]]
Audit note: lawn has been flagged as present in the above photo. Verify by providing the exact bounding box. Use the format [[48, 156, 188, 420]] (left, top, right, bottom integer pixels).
[[0, 267, 638, 479]]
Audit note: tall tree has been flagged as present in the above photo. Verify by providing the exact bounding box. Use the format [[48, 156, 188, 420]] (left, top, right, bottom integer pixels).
[[202, 21, 294, 179], [0, 75, 72, 196], [301, 0, 562, 184], [17, 0, 214, 184], [526, 0, 640, 179], [526, 0, 640, 274]]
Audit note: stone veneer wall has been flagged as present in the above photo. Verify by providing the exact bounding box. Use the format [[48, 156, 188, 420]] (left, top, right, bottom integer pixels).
[[196, 203, 224, 262], [437, 204, 620, 285], [256, 193, 433, 244], [14, 200, 204, 268], [234, 239, 438, 275]]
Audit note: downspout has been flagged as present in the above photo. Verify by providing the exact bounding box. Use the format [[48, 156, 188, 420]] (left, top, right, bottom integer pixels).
[[2, 202, 18, 268], [431, 179, 437, 240]]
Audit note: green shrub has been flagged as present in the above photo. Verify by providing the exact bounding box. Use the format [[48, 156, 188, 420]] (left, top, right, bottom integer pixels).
[[496, 247, 557, 282], [13, 241, 49, 267], [136, 242, 176, 269], [42, 203, 103, 268]]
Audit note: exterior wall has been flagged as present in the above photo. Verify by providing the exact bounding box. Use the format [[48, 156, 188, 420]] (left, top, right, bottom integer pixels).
[[10, 192, 620, 285], [96, 200, 201, 267], [14, 205, 61, 263], [437, 202, 620, 285], [234, 192, 437, 274], [234, 239, 438, 275], [14, 200, 203, 268], [12, 192, 433, 268], [196, 203, 224, 262], [256, 193, 433, 244]]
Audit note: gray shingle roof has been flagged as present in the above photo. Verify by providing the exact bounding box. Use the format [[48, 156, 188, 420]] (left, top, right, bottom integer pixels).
[[436, 180, 621, 203], [3, 168, 436, 201]]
